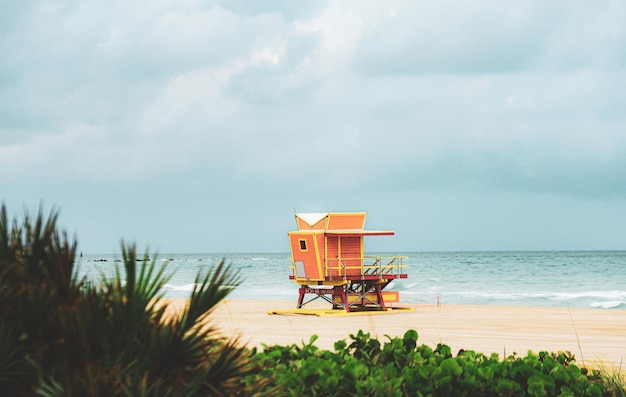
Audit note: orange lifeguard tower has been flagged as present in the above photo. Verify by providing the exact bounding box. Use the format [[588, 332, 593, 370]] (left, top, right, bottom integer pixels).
[[287, 212, 408, 312]]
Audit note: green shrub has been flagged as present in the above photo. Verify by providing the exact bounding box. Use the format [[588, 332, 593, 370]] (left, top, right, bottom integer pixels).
[[249, 330, 613, 397]]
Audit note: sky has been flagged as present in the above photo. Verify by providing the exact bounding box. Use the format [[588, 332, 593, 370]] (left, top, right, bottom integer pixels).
[[1, 1, 625, 254]]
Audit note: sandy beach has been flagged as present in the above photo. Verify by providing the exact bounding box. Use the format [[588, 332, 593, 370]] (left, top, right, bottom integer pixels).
[[162, 299, 625, 370]]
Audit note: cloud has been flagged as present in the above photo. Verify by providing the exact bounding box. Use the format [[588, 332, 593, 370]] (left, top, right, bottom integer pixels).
[[1, 1, 625, 251], [353, 3, 547, 75]]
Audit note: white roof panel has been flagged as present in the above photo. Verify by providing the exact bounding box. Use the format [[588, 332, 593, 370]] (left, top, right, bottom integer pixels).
[[296, 212, 328, 226]]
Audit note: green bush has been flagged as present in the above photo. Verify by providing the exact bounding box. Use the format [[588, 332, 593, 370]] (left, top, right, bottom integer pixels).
[[0, 205, 268, 396], [249, 330, 616, 397]]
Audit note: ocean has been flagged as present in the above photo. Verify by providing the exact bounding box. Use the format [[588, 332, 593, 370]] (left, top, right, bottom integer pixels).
[[76, 251, 626, 310]]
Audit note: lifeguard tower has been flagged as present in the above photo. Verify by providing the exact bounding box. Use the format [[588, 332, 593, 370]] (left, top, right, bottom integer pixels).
[[287, 212, 407, 313]]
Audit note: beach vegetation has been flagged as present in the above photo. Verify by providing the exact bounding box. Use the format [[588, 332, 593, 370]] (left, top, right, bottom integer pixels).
[[249, 329, 619, 396], [0, 205, 266, 396], [597, 362, 626, 397], [1, 203, 624, 396]]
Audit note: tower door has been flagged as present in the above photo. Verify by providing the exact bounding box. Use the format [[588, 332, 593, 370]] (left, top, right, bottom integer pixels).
[[339, 236, 363, 276]]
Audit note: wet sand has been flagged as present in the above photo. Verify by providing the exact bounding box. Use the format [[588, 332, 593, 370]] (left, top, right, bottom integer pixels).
[[162, 299, 625, 370]]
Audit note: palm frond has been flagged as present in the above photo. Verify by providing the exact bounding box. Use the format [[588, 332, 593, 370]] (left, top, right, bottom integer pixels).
[[180, 260, 240, 332], [1, 204, 270, 395]]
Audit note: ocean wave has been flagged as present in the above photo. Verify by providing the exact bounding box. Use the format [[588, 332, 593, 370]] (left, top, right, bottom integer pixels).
[[444, 290, 626, 301], [589, 300, 625, 309], [230, 289, 295, 298], [164, 283, 196, 292], [548, 290, 626, 300], [164, 283, 237, 292], [444, 292, 531, 301]]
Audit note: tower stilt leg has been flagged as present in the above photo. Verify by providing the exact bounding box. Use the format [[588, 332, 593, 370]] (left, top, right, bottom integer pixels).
[[376, 284, 386, 311], [297, 286, 306, 308]]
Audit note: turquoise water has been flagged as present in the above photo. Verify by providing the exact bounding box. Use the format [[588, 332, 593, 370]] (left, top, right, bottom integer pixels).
[[76, 251, 626, 309]]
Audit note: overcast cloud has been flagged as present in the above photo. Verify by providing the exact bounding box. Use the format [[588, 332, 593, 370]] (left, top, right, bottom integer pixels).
[[1, 1, 625, 253]]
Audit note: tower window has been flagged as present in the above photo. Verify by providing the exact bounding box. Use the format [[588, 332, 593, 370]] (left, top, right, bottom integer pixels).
[[299, 239, 307, 251]]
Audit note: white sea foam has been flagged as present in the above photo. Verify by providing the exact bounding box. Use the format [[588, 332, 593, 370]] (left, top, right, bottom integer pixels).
[[549, 290, 626, 300], [164, 283, 196, 292], [443, 290, 626, 301], [589, 301, 625, 309]]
